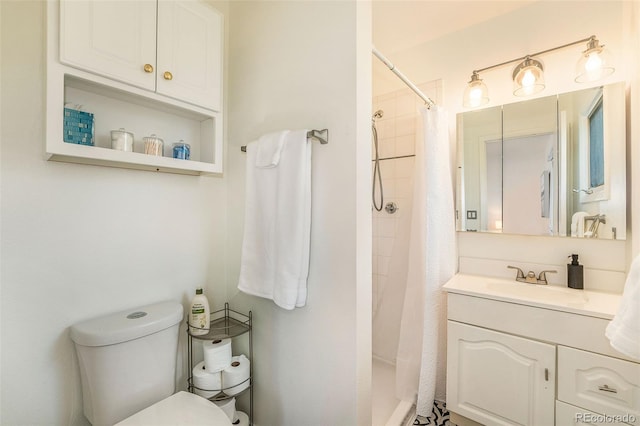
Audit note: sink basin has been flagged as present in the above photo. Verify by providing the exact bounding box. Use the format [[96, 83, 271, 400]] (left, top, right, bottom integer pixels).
[[485, 280, 589, 306], [443, 274, 621, 319]]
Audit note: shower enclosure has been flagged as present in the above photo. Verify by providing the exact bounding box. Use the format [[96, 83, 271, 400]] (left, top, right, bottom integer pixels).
[[371, 80, 441, 426]]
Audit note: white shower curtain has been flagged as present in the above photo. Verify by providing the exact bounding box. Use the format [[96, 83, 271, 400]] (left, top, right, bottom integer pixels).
[[395, 106, 456, 418]]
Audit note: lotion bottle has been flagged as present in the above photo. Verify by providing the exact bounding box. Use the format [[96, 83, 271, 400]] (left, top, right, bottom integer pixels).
[[567, 254, 584, 289], [189, 288, 210, 336]]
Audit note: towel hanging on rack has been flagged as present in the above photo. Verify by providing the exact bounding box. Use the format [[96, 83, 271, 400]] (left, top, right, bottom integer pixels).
[[237, 129, 313, 309]]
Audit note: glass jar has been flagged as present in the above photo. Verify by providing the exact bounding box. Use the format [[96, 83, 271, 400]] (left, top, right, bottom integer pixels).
[[110, 128, 134, 152], [143, 134, 164, 156], [172, 140, 190, 160]]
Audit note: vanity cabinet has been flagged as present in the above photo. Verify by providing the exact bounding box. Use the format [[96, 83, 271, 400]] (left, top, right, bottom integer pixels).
[[447, 321, 556, 426], [46, 0, 224, 175], [444, 274, 639, 426], [60, 0, 223, 112]]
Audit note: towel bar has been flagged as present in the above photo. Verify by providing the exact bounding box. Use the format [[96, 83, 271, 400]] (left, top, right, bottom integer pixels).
[[240, 129, 328, 152]]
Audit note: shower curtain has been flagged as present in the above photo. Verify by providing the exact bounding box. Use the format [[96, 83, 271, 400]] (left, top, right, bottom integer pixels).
[[395, 106, 456, 418]]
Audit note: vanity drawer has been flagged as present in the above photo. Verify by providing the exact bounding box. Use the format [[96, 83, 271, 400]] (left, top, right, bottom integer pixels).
[[558, 346, 640, 425], [556, 400, 634, 425]]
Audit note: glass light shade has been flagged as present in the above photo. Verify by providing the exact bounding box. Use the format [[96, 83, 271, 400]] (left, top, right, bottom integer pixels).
[[463, 73, 489, 108], [512, 57, 545, 97], [575, 41, 615, 83]]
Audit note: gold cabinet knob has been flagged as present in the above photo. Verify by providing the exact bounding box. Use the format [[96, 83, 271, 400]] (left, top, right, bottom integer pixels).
[[143, 63, 154, 73], [163, 71, 173, 81]]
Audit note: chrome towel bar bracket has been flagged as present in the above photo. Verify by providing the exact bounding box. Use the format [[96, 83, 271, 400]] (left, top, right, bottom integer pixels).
[[240, 129, 328, 152]]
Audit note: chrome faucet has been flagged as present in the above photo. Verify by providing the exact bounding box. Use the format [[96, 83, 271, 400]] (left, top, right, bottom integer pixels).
[[508, 266, 557, 285]]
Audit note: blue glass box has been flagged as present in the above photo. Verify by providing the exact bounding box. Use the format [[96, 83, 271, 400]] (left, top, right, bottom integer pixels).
[[63, 108, 95, 146]]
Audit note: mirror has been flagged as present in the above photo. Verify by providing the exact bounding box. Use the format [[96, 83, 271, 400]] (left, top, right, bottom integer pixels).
[[457, 82, 626, 240]]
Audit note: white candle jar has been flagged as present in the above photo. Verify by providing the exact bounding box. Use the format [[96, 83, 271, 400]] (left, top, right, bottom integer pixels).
[[110, 128, 134, 152]]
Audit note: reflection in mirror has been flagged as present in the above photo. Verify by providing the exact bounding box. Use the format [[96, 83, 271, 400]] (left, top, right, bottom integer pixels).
[[457, 82, 626, 240]]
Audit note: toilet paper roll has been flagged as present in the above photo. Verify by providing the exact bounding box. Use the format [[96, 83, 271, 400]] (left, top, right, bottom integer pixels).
[[222, 354, 251, 396], [234, 411, 249, 426], [214, 397, 237, 423], [203, 338, 232, 373], [192, 361, 222, 399]]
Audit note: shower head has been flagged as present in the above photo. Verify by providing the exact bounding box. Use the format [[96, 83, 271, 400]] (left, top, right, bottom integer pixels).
[[372, 110, 384, 120]]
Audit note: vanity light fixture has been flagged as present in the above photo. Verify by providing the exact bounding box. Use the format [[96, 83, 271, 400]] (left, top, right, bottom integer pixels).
[[463, 35, 614, 108], [512, 56, 545, 96], [575, 37, 615, 83], [462, 71, 489, 108]]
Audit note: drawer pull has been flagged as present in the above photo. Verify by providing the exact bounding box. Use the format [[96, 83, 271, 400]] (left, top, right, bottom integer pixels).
[[598, 384, 618, 394]]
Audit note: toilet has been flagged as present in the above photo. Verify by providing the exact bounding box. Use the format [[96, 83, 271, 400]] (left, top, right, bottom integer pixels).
[[70, 301, 232, 426]]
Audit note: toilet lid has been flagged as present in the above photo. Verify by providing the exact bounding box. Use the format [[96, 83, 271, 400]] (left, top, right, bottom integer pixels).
[[115, 391, 233, 426]]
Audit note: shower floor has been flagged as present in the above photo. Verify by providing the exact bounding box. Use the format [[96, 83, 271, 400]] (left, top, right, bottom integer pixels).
[[372, 358, 453, 426], [372, 358, 401, 426]]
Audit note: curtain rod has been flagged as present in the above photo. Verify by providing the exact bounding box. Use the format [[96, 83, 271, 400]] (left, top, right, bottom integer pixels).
[[372, 46, 436, 108]]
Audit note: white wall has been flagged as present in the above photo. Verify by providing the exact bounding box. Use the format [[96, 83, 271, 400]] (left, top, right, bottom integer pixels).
[[375, 1, 636, 276], [0, 2, 228, 424], [225, 2, 371, 425]]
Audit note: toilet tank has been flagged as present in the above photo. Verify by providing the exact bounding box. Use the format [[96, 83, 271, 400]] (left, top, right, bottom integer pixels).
[[70, 301, 184, 426]]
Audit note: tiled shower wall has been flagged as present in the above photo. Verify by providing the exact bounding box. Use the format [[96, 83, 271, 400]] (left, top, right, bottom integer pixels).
[[371, 80, 442, 329]]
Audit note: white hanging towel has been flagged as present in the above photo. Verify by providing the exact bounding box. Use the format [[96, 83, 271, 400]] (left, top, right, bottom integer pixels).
[[605, 254, 640, 360], [238, 129, 312, 309], [255, 131, 288, 168]]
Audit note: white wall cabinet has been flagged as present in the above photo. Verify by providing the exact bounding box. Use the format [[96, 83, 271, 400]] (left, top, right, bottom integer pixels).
[[60, 1, 157, 92], [447, 321, 556, 426], [60, 0, 222, 112], [156, 1, 222, 111], [47, 0, 224, 175]]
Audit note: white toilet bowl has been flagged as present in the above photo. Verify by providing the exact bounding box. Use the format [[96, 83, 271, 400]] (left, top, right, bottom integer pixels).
[[116, 391, 232, 426]]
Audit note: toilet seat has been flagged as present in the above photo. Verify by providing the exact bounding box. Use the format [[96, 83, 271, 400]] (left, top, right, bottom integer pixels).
[[115, 391, 233, 426]]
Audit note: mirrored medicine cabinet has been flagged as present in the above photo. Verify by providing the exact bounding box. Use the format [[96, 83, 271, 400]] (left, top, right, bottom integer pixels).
[[457, 82, 626, 240]]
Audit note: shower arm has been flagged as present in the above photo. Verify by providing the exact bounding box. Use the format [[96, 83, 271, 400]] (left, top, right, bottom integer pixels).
[[372, 46, 436, 108]]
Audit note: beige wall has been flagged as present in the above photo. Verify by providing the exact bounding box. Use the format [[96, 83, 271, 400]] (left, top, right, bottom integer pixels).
[[0, 1, 228, 424], [225, 1, 371, 425]]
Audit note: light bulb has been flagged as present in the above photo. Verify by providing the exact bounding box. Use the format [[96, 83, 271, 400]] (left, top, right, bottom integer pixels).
[[469, 86, 483, 103], [521, 69, 536, 88], [585, 52, 603, 72]]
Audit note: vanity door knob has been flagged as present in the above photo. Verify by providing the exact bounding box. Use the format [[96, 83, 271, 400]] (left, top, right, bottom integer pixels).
[[163, 71, 173, 81], [143, 64, 154, 73]]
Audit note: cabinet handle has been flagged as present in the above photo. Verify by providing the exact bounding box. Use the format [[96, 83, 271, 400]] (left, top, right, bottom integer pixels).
[[163, 71, 173, 81], [545, 368, 549, 381], [598, 384, 618, 394], [143, 64, 154, 73]]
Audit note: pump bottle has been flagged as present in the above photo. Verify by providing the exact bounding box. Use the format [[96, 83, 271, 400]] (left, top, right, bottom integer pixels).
[[567, 254, 584, 289], [189, 288, 210, 336]]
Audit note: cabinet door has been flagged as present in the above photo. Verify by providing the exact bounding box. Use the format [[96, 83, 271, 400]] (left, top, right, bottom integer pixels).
[[156, 1, 223, 111], [59, 0, 157, 91], [447, 321, 556, 426]]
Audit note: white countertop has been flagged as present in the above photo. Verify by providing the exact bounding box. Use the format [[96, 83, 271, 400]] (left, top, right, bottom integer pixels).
[[442, 274, 622, 320]]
